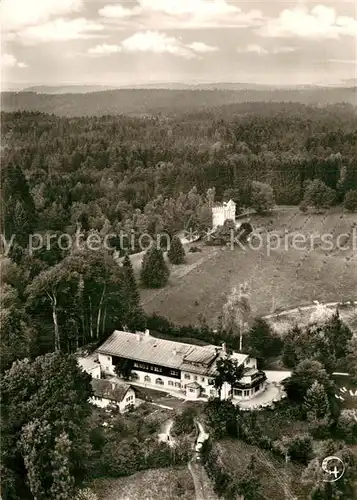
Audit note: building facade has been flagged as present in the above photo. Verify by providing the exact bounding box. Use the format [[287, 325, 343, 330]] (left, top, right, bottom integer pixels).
[[96, 329, 266, 402], [212, 199, 236, 229], [90, 379, 135, 412]]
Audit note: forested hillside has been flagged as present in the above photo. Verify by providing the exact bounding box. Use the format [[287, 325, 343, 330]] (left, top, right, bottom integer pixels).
[[1, 86, 356, 116], [1, 103, 357, 360]]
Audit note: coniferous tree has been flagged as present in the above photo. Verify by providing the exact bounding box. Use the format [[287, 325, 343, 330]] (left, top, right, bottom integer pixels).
[[121, 253, 145, 329], [246, 317, 282, 360], [2, 162, 37, 246], [303, 381, 330, 421], [167, 235, 185, 264], [141, 247, 169, 288]]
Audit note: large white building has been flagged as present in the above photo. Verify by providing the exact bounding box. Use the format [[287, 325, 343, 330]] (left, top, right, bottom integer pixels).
[[96, 329, 266, 402], [212, 199, 236, 229]]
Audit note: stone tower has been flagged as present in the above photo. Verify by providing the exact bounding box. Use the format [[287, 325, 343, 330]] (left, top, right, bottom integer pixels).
[[212, 199, 236, 229]]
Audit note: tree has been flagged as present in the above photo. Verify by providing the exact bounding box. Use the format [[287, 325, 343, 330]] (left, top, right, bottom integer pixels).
[[344, 189, 357, 212], [303, 381, 331, 421], [114, 358, 134, 380], [250, 181, 275, 214], [286, 435, 313, 465], [336, 409, 357, 444], [141, 247, 169, 288], [1, 352, 93, 500], [237, 456, 261, 500], [321, 312, 353, 368], [302, 179, 335, 212], [223, 283, 251, 351], [346, 335, 357, 383], [121, 253, 145, 329], [212, 356, 245, 396], [283, 359, 332, 404], [1, 162, 37, 246], [167, 235, 185, 264], [246, 317, 282, 361], [25, 264, 72, 351], [205, 398, 240, 438]]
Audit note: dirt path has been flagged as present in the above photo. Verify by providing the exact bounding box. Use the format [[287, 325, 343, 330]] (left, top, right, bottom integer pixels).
[[158, 418, 175, 447], [262, 299, 357, 320], [187, 420, 218, 500], [188, 461, 218, 500]]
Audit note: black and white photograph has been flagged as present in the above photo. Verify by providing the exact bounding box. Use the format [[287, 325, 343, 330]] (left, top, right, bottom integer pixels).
[[1, 1, 357, 499]]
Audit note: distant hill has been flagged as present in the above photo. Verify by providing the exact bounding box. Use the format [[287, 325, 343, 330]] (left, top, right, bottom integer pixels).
[[1, 87, 356, 117], [23, 84, 121, 94]]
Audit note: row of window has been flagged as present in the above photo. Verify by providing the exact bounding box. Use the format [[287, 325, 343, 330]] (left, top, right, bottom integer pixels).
[[142, 375, 182, 388], [184, 373, 213, 384], [134, 362, 163, 373], [233, 384, 263, 397], [126, 394, 134, 402], [133, 362, 179, 377]]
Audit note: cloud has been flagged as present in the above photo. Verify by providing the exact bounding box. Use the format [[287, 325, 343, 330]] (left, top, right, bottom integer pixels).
[[88, 44, 122, 55], [99, 4, 140, 19], [271, 46, 296, 54], [121, 30, 196, 58], [187, 42, 218, 53], [236, 44, 296, 55], [98, 1, 263, 29], [257, 5, 357, 39], [88, 31, 218, 58], [328, 59, 357, 65], [1, 53, 28, 68], [237, 44, 268, 55], [13, 18, 104, 44], [1, 0, 82, 31]]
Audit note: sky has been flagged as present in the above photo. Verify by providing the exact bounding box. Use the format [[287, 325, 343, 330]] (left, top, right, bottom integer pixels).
[[1, 0, 356, 88]]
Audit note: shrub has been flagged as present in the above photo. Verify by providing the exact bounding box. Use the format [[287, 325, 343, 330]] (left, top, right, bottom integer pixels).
[[344, 189, 357, 212]]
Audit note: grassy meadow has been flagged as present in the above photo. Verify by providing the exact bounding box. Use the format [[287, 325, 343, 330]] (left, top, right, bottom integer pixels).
[[140, 208, 357, 328]]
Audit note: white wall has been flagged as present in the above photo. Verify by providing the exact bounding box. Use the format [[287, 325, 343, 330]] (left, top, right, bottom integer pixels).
[[90, 387, 135, 412], [98, 353, 116, 376], [90, 365, 101, 379]]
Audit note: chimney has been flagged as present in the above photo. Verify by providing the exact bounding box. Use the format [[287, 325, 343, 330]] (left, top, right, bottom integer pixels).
[[145, 329, 150, 337]]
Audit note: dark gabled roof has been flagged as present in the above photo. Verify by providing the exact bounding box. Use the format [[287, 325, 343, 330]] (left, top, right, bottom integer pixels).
[[97, 330, 248, 376], [91, 379, 131, 403]]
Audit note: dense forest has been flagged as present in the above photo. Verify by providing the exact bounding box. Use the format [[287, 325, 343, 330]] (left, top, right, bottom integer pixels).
[[1, 101, 357, 499], [1, 102, 357, 361], [1, 86, 356, 116]]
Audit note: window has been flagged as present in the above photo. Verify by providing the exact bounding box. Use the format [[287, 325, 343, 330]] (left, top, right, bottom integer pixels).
[[194, 375, 198, 381], [144, 375, 151, 383], [174, 382, 181, 388], [156, 378, 164, 386], [255, 385, 260, 392], [184, 374, 190, 380], [201, 377, 205, 383], [107, 356, 111, 361], [168, 380, 174, 386], [170, 369, 179, 376], [233, 389, 242, 397], [244, 390, 250, 397]]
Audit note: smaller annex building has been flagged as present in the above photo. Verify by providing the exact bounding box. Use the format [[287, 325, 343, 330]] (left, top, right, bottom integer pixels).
[[96, 329, 266, 402], [90, 379, 135, 412]]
